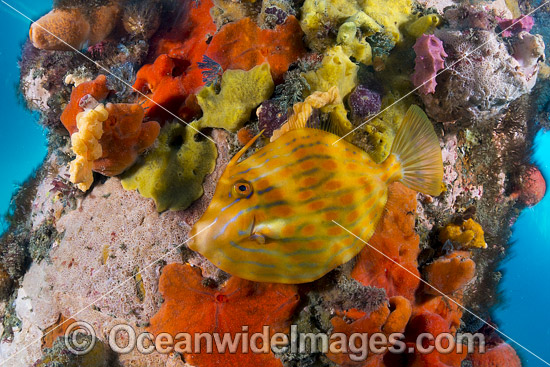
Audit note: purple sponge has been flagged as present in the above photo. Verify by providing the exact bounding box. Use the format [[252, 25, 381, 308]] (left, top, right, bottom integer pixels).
[[348, 85, 382, 123], [412, 34, 448, 95]]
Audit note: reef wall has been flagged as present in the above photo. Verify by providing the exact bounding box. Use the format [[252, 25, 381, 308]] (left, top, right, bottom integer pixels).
[[0, 0, 548, 366]]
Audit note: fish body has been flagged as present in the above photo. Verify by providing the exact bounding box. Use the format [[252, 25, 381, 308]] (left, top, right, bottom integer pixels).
[[189, 105, 443, 283]]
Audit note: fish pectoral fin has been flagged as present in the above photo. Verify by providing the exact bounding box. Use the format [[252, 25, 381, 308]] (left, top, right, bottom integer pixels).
[[249, 233, 266, 244]]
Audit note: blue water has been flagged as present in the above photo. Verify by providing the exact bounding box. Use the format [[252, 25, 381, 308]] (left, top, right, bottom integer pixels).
[[0, 0, 51, 232], [495, 130, 550, 367]]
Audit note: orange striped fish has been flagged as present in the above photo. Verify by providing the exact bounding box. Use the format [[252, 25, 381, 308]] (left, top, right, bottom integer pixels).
[[188, 105, 443, 283]]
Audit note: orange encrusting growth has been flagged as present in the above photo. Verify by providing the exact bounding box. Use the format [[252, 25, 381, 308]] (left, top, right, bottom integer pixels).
[[94, 103, 161, 176], [423, 251, 476, 296], [148, 263, 299, 367], [189, 128, 404, 283], [60, 75, 110, 135], [466, 342, 522, 367], [204, 16, 306, 83], [351, 182, 421, 301], [60, 75, 160, 177], [135, 0, 305, 123]]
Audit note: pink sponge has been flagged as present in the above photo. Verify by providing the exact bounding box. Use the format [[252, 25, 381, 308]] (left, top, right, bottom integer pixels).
[[497, 15, 534, 37], [412, 34, 448, 95]]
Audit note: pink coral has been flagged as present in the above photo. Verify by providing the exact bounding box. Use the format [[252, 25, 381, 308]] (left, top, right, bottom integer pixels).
[[412, 34, 448, 95], [497, 15, 534, 37]]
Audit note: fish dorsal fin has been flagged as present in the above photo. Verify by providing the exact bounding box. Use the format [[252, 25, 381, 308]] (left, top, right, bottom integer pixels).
[[270, 86, 342, 142], [228, 129, 265, 167]]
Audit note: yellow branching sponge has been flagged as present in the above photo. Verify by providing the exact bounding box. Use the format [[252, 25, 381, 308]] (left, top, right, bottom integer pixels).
[[439, 218, 487, 249], [69, 104, 108, 192], [302, 46, 358, 135], [300, 0, 413, 52], [406, 14, 442, 38], [271, 86, 341, 141]]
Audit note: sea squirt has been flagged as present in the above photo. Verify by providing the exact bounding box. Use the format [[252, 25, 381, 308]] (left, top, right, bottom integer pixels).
[[189, 105, 444, 283]]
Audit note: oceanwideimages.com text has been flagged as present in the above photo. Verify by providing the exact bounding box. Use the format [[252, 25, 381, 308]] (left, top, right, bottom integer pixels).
[[66, 321, 485, 361]]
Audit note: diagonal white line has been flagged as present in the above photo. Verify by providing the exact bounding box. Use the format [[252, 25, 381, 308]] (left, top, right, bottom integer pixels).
[[332, 220, 550, 366], [0, 220, 216, 366], [1, 0, 215, 144], [333, 0, 550, 144]]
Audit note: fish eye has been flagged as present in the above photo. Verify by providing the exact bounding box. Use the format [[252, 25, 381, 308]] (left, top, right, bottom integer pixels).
[[233, 181, 253, 198]]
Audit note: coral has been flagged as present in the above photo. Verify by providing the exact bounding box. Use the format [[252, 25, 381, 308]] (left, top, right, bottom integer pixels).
[[412, 34, 448, 95], [122, 0, 161, 39], [197, 55, 223, 87], [272, 61, 314, 112], [406, 13, 442, 38], [257, 100, 289, 138], [352, 183, 421, 301], [69, 104, 108, 191], [302, 47, 358, 135], [148, 263, 299, 366], [348, 84, 382, 124], [420, 28, 544, 122], [121, 121, 217, 212], [466, 342, 522, 367], [439, 218, 487, 249], [443, 6, 497, 31], [60, 75, 110, 135], [498, 15, 534, 37], [258, 0, 295, 28], [515, 166, 546, 206], [512, 32, 546, 89], [261, 5, 291, 29], [209, 0, 258, 27], [204, 16, 306, 83], [237, 127, 255, 146], [423, 251, 476, 295], [47, 167, 235, 331], [29, 4, 121, 51], [93, 103, 161, 176], [105, 62, 137, 101], [271, 86, 341, 141], [195, 64, 275, 132]]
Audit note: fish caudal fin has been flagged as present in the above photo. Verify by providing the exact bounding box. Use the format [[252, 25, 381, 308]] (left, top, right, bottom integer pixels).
[[390, 105, 443, 196]]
